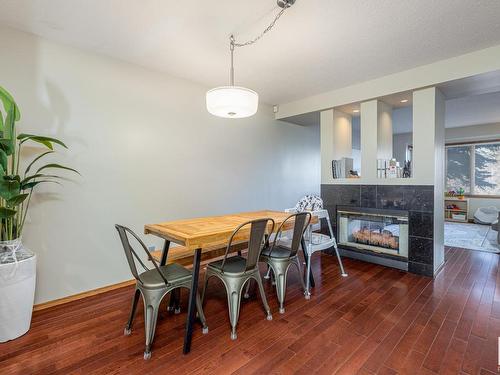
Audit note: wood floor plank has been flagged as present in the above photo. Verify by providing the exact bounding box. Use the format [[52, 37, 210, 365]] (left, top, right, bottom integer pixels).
[[0, 247, 497, 375]]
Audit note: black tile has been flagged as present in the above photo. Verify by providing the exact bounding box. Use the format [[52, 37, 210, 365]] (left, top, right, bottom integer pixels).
[[408, 261, 433, 277], [405, 186, 434, 212], [376, 185, 407, 210], [409, 211, 434, 239], [321, 184, 361, 210], [409, 236, 433, 264], [361, 185, 377, 208], [323, 204, 336, 224]]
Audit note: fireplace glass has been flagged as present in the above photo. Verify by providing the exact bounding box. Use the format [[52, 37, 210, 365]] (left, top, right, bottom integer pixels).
[[337, 209, 408, 258]]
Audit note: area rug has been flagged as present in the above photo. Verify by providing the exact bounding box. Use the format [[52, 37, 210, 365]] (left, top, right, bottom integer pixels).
[[444, 222, 500, 253]]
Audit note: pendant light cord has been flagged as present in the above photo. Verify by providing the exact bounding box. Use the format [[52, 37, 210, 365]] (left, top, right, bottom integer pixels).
[[232, 5, 288, 48], [230, 35, 235, 86], [228, 2, 292, 85]]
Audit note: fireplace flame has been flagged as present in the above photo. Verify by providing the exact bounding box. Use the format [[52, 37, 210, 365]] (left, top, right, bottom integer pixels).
[[352, 228, 399, 250]]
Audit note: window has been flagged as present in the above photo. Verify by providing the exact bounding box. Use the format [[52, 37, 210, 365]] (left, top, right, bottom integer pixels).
[[474, 143, 500, 195], [446, 141, 500, 196], [446, 146, 471, 193]]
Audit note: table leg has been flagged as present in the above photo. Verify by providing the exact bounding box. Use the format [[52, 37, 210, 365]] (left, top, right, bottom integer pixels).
[[160, 240, 171, 266], [183, 248, 201, 354], [301, 238, 315, 288]]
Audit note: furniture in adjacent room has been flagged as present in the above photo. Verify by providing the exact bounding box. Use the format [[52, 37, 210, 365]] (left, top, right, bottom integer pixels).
[[201, 218, 274, 340], [115, 225, 208, 360], [492, 212, 500, 243], [444, 197, 469, 222]]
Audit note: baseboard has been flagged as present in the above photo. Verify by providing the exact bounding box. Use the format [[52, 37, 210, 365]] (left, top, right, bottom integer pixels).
[[33, 279, 135, 312]]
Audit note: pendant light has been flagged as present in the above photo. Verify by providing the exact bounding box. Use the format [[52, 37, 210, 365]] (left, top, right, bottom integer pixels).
[[206, 0, 296, 119]]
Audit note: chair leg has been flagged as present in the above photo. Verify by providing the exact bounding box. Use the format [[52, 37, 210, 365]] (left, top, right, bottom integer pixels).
[[167, 293, 175, 312], [304, 253, 312, 299], [294, 257, 308, 299], [333, 239, 348, 277], [143, 296, 161, 360], [270, 262, 289, 314], [201, 271, 211, 306], [173, 288, 181, 314], [254, 273, 272, 321], [224, 279, 245, 340], [264, 265, 272, 280], [124, 288, 140, 335], [195, 292, 209, 334], [244, 279, 251, 299]]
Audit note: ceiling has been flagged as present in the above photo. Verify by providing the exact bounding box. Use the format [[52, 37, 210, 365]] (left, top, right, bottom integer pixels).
[[282, 70, 500, 130], [1, 0, 500, 105]]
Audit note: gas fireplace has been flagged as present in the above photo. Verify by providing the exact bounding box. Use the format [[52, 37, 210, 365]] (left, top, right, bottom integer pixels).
[[337, 207, 408, 258]]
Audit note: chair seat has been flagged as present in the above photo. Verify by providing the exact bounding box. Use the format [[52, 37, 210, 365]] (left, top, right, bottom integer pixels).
[[206, 256, 248, 275], [307, 233, 335, 252], [139, 263, 192, 289], [260, 244, 293, 259]]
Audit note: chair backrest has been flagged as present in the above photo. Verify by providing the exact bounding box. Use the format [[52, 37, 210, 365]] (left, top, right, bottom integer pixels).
[[271, 212, 312, 257], [221, 218, 274, 273], [115, 224, 169, 286]]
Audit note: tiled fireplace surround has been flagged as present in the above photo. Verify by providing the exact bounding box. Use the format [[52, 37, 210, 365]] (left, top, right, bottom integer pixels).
[[321, 184, 435, 277]]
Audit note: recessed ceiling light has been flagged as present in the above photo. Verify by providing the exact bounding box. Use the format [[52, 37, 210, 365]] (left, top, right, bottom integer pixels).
[[400, 99, 409, 103], [353, 109, 360, 113]]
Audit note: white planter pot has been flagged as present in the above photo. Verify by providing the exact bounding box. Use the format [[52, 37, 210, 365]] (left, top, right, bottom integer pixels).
[[0, 239, 36, 342]]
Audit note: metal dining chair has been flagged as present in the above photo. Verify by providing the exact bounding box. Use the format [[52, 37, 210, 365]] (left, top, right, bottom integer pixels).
[[115, 225, 208, 360], [259, 212, 311, 314], [201, 218, 274, 340]]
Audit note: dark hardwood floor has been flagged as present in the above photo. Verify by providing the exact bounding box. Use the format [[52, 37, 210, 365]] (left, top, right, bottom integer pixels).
[[1, 247, 499, 374]]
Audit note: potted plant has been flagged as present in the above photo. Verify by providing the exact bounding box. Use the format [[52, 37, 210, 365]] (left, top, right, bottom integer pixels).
[[0, 86, 78, 342]]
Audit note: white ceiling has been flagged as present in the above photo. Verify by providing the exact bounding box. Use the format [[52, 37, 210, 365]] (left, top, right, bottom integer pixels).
[[1, 0, 500, 105]]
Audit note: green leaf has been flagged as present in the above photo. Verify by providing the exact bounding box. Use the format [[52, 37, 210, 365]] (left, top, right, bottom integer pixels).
[[0, 149, 7, 174], [21, 173, 60, 185], [4, 174, 20, 182], [0, 207, 17, 218], [0, 86, 20, 121], [0, 138, 14, 155], [6, 193, 28, 206], [0, 178, 20, 200], [36, 163, 79, 175], [18, 134, 67, 149], [4, 104, 15, 141], [21, 180, 61, 190], [25, 151, 54, 175]]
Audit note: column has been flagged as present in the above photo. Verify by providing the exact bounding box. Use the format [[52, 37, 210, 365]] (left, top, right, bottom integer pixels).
[[412, 87, 445, 275]]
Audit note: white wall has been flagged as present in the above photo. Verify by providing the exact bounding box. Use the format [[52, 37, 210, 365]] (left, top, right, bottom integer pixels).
[[332, 110, 352, 160], [446, 122, 500, 143], [0, 27, 320, 304], [377, 102, 393, 160], [393, 133, 413, 165]]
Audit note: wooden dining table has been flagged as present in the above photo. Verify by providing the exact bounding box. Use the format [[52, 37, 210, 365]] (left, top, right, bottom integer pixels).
[[144, 209, 316, 354]]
